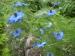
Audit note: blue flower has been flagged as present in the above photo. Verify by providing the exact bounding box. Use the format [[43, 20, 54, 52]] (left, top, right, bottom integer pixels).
[[53, 31, 64, 40], [53, 2, 61, 7], [37, 42, 47, 48], [8, 11, 24, 24], [15, 2, 28, 7], [32, 42, 47, 48], [47, 52, 54, 56], [48, 10, 56, 16], [11, 28, 22, 37]]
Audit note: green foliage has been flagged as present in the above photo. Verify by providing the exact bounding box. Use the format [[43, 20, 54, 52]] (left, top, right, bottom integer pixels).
[[61, 0, 75, 17], [0, 0, 75, 56]]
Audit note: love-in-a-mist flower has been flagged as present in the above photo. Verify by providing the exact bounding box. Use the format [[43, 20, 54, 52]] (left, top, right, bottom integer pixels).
[[15, 2, 28, 7], [8, 11, 24, 24], [53, 2, 61, 7], [48, 10, 56, 16], [53, 31, 64, 40], [37, 42, 47, 48], [11, 28, 22, 37], [32, 42, 47, 48]]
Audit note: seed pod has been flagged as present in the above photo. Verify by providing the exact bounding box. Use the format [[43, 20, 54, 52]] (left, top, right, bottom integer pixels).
[[25, 34, 36, 49], [26, 48, 41, 56]]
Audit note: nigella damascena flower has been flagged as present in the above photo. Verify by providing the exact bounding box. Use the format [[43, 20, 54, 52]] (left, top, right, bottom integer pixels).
[[32, 42, 47, 48], [48, 10, 56, 16], [8, 11, 24, 24], [37, 42, 47, 48], [53, 31, 64, 40], [53, 2, 61, 7], [15, 2, 28, 7], [11, 28, 22, 37]]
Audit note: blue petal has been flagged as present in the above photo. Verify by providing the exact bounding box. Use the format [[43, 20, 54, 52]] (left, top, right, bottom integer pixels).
[[8, 11, 24, 24], [15, 2, 23, 6], [8, 15, 16, 23], [37, 44, 44, 48], [12, 28, 22, 37], [41, 42, 46, 45], [53, 2, 61, 7], [48, 10, 56, 16], [15, 2, 28, 7], [53, 31, 64, 40], [37, 42, 47, 48], [32, 42, 47, 48], [15, 11, 24, 21]]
